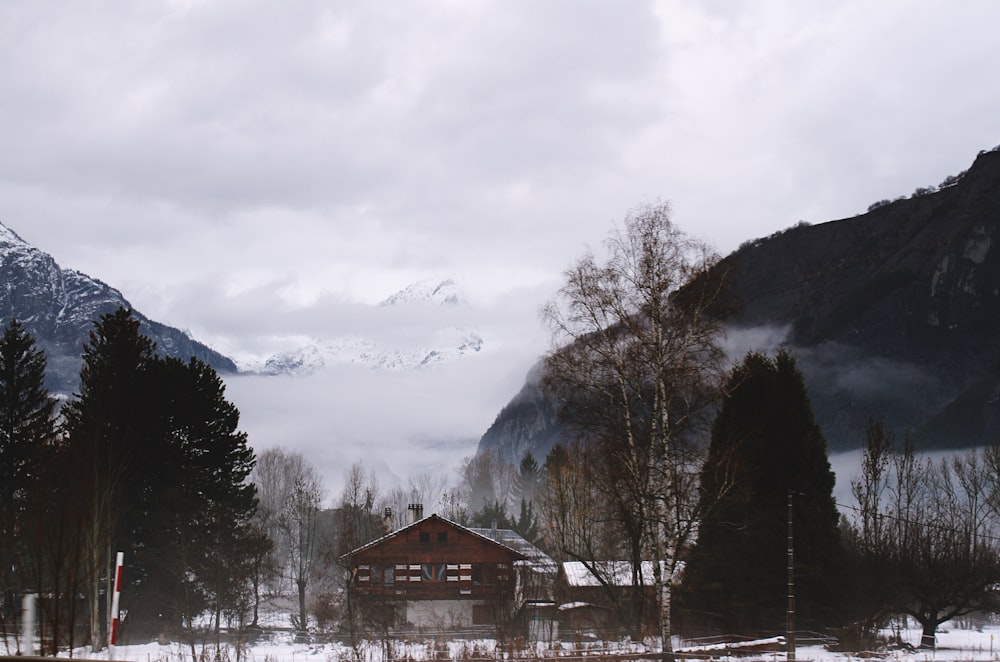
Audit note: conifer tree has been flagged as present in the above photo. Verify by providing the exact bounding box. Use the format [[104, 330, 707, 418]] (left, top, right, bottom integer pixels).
[[135, 356, 259, 639], [62, 307, 155, 651], [681, 350, 845, 634], [63, 308, 259, 644], [0, 318, 57, 615]]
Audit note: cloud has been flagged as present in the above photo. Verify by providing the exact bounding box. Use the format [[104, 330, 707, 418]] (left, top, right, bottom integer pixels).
[[224, 334, 541, 501], [3, 0, 1000, 497], [721, 324, 792, 364]]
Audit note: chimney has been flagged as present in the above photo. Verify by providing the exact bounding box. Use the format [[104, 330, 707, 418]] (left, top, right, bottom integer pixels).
[[407, 503, 424, 524], [384, 508, 393, 533]]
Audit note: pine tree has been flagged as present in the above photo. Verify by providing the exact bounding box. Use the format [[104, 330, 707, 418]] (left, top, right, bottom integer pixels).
[[62, 308, 259, 643], [0, 318, 57, 613], [62, 307, 156, 651], [135, 356, 259, 637], [681, 350, 845, 634]]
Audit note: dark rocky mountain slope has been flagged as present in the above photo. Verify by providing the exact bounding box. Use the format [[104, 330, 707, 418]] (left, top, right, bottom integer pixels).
[[0, 223, 236, 395], [479, 146, 1000, 462]]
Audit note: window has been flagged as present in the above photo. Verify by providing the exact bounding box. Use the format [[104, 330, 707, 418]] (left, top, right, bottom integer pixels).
[[471, 564, 496, 585], [438, 531, 448, 543], [419, 532, 431, 544], [421, 563, 447, 581], [371, 564, 394, 585]]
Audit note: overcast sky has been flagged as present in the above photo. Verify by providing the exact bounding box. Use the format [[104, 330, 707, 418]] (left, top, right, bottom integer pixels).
[[2, 1, 998, 500]]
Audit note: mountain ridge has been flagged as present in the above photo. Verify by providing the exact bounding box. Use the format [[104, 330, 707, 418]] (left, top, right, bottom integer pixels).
[[477, 146, 1000, 464], [0, 223, 487, 388], [0, 221, 237, 394], [239, 278, 484, 375], [241, 326, 484, 375]]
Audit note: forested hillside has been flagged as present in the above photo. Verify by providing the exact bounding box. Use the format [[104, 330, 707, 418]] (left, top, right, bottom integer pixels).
[[478, 146, 1000, 463]]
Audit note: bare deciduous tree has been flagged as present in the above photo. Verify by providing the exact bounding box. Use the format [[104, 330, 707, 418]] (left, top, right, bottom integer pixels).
[[540, 203, 729, 651], [253, 448, 325, 633], [337, 462, 383, 555], [460, 449, 518, 516], [846, 435, 1000, 649]]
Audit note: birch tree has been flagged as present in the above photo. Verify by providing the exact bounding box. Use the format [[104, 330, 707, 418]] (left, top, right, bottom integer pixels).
[[540, 202, 729, 651]]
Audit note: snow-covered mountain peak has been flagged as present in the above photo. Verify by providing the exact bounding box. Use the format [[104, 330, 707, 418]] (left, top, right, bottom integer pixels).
[[0, 222, 31, 251], [0, 221, 237, 394], [242, 327, 485, 376], [379, 278, 463, 307], [239, 281, 485, 376]]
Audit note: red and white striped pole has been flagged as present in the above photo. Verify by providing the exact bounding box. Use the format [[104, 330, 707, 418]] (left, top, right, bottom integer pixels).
[[109, 552, 124, 655]]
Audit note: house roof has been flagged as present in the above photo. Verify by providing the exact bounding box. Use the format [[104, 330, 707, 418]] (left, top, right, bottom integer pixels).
[[468, 526, 557, 574], [340, 513, 530, 561], [562, 560, 668, 587], [467, 527, 550, 562]]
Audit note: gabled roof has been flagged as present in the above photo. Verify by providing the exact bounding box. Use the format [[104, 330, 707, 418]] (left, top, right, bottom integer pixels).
[[468, 526, 556, 570], [340, 513, 529, 561]]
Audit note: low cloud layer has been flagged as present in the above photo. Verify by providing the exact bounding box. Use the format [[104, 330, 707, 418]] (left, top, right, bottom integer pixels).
[[224, 337, 542, 500]]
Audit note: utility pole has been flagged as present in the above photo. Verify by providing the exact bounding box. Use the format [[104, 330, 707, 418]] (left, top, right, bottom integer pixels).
[[787, 492, 796, 661]]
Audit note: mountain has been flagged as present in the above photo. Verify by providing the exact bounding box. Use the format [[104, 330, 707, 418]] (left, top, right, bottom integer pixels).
[[0, 223, 237, 395], [240, 279, 483, 375], [378, 278, 463, 306], [244, 327, 484, 375], [478, 145, 1000, 464]]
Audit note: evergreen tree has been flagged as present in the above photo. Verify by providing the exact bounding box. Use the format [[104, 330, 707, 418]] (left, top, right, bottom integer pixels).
[[470, 499, 512, 530], [512, 452, 540, 542], [62, 308, 259, 644], [513, 499, 539, 542], [62, 307, 156, 651], [135, 357, 259, 638], [516, 452, 540, 502], [0, 319, 57, 619], [681, 350, 844, 634]]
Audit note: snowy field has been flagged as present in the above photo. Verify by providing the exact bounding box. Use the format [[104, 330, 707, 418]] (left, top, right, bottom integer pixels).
[[53, 622, 1000, 662]]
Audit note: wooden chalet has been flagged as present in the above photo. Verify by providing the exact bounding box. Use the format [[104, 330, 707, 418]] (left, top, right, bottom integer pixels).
[[342, 512, 530, 631], [558, 561, 661, 634]]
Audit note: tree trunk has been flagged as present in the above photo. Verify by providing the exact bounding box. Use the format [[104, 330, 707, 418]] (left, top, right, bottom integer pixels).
[[297, 577, 308, 632], [919, 619, 937, 649], [660, 578, 673, 660]]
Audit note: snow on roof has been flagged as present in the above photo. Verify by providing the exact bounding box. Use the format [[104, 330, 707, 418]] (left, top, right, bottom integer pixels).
[[467, 526, 554, 566], [562, 560, 667, 587], [558, 601, 608, 611], [467, 527, 558, 576]]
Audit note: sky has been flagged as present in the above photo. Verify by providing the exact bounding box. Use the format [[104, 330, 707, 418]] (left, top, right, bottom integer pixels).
[[2, 0, 999, 500]]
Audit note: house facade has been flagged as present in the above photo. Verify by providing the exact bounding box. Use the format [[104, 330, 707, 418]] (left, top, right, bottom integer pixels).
[[343, 513, 530, 631]]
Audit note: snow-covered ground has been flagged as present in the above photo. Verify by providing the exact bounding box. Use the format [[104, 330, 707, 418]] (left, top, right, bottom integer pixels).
[[51, 622, 1000, 662]]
